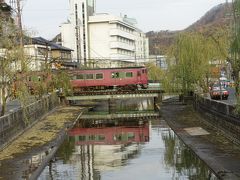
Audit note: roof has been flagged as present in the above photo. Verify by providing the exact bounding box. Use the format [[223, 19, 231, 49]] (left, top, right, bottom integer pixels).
[[0, 2, 11, 12], [73, 66, 146, 71], [0, 2, 11, 18], [29, 37, 73, 51]]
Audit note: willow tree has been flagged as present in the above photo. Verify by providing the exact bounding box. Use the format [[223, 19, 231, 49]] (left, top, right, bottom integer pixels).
[[53, 71, 72, 96], [145, 62, 165, 82], [167, 32, 217, 96], [229, 0, 240, 113], [230, 0, 240, 97]]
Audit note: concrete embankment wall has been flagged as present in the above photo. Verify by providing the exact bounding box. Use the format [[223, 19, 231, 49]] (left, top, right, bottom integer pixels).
[[193, 94, 240, 144], [0, 94, 60, 150]]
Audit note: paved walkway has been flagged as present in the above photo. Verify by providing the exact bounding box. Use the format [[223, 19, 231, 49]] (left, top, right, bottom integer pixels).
[[0, 97, 41, 114], [162, 99, 240, 180], [0, 100, 21, 113]]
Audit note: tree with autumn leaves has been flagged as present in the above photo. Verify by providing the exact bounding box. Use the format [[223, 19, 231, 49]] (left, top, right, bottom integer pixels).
[[0, 15, 72, 116]]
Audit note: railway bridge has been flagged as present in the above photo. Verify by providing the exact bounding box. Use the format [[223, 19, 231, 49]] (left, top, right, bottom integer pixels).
[[66, 84, 164, 114]]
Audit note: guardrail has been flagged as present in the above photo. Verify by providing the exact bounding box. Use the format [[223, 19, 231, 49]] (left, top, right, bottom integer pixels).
[[0, 94, 60, 150], [194, 94, 240, 145]]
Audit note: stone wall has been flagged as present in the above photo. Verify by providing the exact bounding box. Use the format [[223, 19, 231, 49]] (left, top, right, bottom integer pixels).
[[194, 94, 240, 144], [0, 94, 60, 150]]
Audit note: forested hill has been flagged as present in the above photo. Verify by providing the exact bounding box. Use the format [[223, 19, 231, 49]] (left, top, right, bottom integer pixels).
[[146, 3, 231, 55]]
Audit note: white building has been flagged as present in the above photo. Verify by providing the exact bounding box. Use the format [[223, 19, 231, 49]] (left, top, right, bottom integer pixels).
[[60, 0, 149, 67], [61, 0, 95, 65], [88, 14, 149, 67], [149, 55, 168, 70]]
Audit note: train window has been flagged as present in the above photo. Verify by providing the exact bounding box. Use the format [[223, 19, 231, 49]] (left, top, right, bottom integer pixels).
[[111, 72, 115, 78], [119, 72, 125, 78], [79, 136, 86, 141], [142, 69, 145, 73], [111, 72, 119, 78], [126, 72, 133, 78], [72, 76, 77, 80], [128, 132, 135, 140], [98, 135, 105, 141], [89, 135, 95, 141], [137, 71, 141, 76], [27, 76, 32, 81], [31, 75, 38, 81], [86, 74, 94, 80], [96, 73, 103, 79], [76, 74, 84, 79]]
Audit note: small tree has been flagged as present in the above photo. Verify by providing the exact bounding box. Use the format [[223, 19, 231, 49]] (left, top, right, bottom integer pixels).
[[0, 18, 26, 116], [53, 71, 72, 96]]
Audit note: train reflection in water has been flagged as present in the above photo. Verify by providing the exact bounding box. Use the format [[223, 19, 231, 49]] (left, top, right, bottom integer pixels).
[[61, 120, 150, 175], [68, 123, 149, 145]]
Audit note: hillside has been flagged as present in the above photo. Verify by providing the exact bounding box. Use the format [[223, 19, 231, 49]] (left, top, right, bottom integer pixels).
[[147, 3, 231, 55]]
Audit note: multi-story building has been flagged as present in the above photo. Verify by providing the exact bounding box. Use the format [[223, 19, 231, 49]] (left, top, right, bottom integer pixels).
[[88, 14, 149, 67], [60, 0, 149, 67], [61, 0, 95, 65]]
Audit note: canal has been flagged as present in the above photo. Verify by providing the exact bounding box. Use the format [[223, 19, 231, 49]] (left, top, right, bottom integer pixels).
[[38, 98, 217, 180]]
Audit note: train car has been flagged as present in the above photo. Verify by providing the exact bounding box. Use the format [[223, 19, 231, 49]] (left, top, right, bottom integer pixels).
[[70, 66, 148, 92], [12, 71, 54, 96]]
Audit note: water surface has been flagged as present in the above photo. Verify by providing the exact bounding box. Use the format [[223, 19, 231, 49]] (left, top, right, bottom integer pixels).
[[38, 119, 217, 180]]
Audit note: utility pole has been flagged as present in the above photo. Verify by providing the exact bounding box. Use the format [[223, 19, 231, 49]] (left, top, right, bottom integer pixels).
[[10, 0, 23, 46], [10, 0, 25, 71], [75, 3, 81, 67], [16, 0, 23, 46]]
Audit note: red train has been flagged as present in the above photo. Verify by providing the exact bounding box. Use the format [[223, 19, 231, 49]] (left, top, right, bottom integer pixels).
[[69, 66, 148, 92]]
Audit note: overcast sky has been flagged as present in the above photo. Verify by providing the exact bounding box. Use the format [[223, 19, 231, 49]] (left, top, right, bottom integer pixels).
[[17, 0, 227, 39]]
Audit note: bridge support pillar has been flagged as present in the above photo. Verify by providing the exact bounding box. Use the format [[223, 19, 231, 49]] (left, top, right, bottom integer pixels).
[[154, 97, 158, 111], [156, 93, 162, 103], [154, 93, 162, 111], [108, 99, 116, 114]]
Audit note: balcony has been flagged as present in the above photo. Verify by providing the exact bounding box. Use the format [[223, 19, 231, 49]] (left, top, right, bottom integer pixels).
[[110, 42, 135, 51], [110, 29, 135, 41]]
